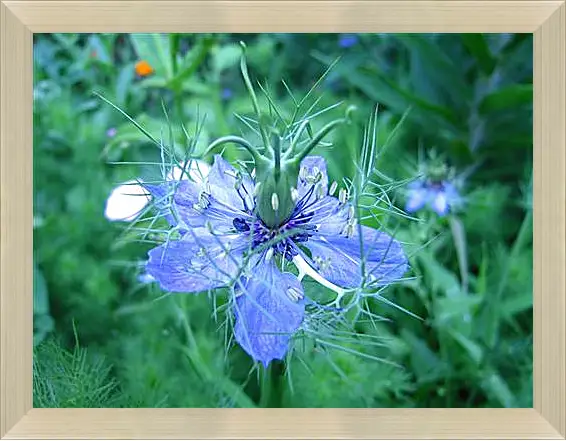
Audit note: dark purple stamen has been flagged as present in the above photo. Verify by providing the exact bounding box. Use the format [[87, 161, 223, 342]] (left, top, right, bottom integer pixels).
[[233, 217, 250, 232], [427, 180, 445, 191], [230, 183, 325, 260]]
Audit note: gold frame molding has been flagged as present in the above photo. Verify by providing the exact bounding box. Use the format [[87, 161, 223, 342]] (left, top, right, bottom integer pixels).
[[1, 1, 564, 439]]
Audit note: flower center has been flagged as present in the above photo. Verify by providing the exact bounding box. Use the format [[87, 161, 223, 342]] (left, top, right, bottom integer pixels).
[[232, 209, 317, 260]]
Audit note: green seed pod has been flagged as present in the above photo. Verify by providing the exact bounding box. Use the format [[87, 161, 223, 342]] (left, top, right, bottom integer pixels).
[[255, 163, 299, 227], [427, 162, 449, 182]]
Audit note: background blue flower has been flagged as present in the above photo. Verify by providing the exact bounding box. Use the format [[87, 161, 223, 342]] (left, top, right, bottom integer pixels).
[[405, 179, 461, 216]]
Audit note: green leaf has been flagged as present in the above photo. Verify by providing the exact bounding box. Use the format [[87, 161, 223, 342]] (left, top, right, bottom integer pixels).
[[394, 34, 472, 106], [449, 330, 483, 365], [461, 34, 496, 75], [115, 64, 135, 106], [33, 261, 54, 346], [449, 216, 469, 294], [168, 36, 215, 90], [401, 330, 449, 383], [212, 43, 242, 74], [481, 371, 517, 408], [313, 52, 460, 131], [87, 34, 113, 65], [137, 77, 169, 89], [500, 290, 533, 319], [479, 84, 532, 113], [418, 252, 463, 297], [33, 261, 49, 315]]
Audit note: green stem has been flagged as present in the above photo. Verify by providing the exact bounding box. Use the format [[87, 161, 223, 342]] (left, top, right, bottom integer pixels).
[[485, 208, 532, 347], [259, 362, 283, 407], [449, 215, 469, 295], [295, 119, 346, 163], [496, 209, 532, 298], [240, 42, 271, 152], [170, 34, 179, 77], [259, 364, 273, 408], [272, 131, 281, 182], [211, 92, 237, 162], [204, 135, 262, 163], [169, 34, 183, 121], [285, 119, 310, 159], [176, 297, 256, 408]]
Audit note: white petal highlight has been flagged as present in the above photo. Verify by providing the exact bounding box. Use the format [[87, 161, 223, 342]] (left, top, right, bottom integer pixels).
[[292, 254, 345, 296], [104, 180, 151, 222], [166, 160, 211, 183]]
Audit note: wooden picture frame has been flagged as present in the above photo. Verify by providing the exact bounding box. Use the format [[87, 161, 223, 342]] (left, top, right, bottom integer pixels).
[[1, 1, 564, 439]]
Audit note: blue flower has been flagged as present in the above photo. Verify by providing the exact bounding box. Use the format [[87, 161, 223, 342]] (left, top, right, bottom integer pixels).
[[221, 88, 233, 101], [405, 179, 460, 216], [338, 34, 359, 48], [145, 155, 408, 366]]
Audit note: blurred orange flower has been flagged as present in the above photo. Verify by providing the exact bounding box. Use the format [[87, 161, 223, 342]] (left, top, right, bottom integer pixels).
[[135, 60, 154, 77]]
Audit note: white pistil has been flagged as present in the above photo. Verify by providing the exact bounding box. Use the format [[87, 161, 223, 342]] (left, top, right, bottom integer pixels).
[[291, 187, 299, 203], [316, 184, 325, 200], [342, 213, 358, 238], [192, 190, 211, 212], [314, 256, 331, 272], [286, 286, 304, 302], [348, 205, 355, 220], [329, 181, 338, 196], [299, 166, 308, 181], [205, 220, 214, 233], [292, 254, 345, 296], [271, 193, 279, 211], [339, 188, 348, 204], [253, 182, 262, 196], [251, 168, 256, 179], [199, 191, 210, 207], [265, 248, 274, 261], [344, 223, 356, 237], [234, 177, 242, 191]]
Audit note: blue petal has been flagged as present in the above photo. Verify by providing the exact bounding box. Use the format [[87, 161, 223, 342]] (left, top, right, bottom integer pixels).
[[442, 182, 461, 207], [301, 196, 348, 236], [234, 259, 305, 366], [339, 34, 359, 48], [307, 225, 408, 288], [143, 182, 180, 227], [207, 155, 254, 212], [405, 187, 428, 213], [431, 191, 449, 216], [144, 180, 209, 232], [146, 156, 255, 233], [146, 228, 246, 293], [296, 156, 329, 205], [443, 181, 459, 199]]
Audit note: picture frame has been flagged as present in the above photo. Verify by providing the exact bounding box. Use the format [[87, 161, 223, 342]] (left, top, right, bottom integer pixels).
[[1, 1, 564, 438]]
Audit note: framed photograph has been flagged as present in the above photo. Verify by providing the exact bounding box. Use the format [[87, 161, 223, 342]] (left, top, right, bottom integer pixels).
[[1, 1, 565, 439]]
